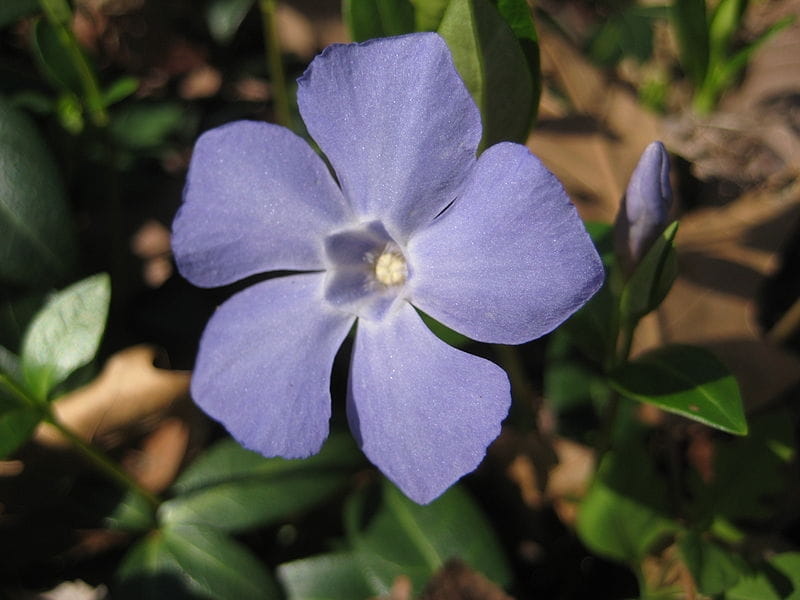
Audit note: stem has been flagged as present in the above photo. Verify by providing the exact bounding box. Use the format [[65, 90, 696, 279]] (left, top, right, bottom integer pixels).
[[38, 0, 109, 127], [44, 409, 161, 510], [597, 316, 637, 455], [258, 0, 291, 128]]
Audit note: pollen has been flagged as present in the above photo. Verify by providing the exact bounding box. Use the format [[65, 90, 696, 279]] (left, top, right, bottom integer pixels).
[[374, 249, 407, 286]]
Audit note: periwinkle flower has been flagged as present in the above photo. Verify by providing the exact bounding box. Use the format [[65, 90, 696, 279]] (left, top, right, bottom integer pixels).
[[172, 33, 603, 503], [615, 141, 673, 270]]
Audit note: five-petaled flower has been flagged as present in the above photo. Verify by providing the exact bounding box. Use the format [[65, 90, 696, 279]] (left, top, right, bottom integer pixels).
[[172, 33, 603, 504]]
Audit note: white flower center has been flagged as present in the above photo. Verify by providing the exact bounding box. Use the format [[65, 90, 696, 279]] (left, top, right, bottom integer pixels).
[[373, 248, 407, 286]]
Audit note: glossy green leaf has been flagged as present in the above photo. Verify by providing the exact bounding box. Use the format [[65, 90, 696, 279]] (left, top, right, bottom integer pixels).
[[678, 532, 746, 596], [20, 273, 111, 401], [672, 0, 709, 86], [577, 446, 678, 563], [278, 552, 374, 600], [0, 99, 77, 286], [725, 552, 800, 600], [0, 0, 39, 28], [345, 480, 511, 595], [689, 410, 793, 522], [411, 0, 449, 30], [116, 524, 279, 600], [610, 344, 746, 435], [0, 405, 42, 458], [438, 0, 534, 148], [109, 102, 185, 150], [344, 0, 415, 41], [494, 0, 540, 123], [206, 0, 255, 44], [160, 433, 362, 532], [620, 221, 678, 325]]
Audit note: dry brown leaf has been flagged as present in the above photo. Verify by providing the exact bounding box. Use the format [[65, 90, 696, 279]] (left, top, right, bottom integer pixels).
[[36, 345, 190, 448], [641, 543, 698, 600], [121, 416, 190, 492], [529, 28, 663, 222], [419, 560, 515, 600]]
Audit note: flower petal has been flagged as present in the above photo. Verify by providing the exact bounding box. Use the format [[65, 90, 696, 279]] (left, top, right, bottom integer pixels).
[[408, 142, 604, 344], [297, 33, 482, 241], [347, 302, 510, 504], [172, 121, 352, 287], [192, 273, 355, 458]]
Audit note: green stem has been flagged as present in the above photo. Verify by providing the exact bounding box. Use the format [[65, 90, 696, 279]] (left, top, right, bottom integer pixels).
[[258, 0, 291, 128], [597, 315, 637, 455], [38, 0, 108, 127], [44, 409, 161, 510]]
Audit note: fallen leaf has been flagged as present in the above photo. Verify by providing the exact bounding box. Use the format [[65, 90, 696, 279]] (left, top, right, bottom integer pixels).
[[529, 28, 663, 222], [36, 345, 190, 448], [420, 559, 515, 600]]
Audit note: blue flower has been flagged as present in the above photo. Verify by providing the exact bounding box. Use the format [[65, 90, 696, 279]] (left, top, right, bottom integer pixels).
[[172, 33, 603, 503], [615, 141, 673, 270]]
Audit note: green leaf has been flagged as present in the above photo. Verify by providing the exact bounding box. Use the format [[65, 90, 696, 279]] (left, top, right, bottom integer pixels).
[[494, 0, 541, 124], [411, 0, 449, 30], [610, 344, 746, 435], [438, 0, 535, 148], [577, 447, 679, 563], [345, 480, 511, 595], [725, 552, 800, 600], [0, 405, 42, 458], [689, 410, 794, 522], [105, 491, 157, 533], [0, 0, 39, 28], [0, 98, 77, 286], [109, 102, 185, 150], [278, 552, 374, 600], [206, 0, 256, 45], [620, 221, 679, 325], [159, 433, 362, 532], [103, 77, 140, 107], [588, 5, 668, 66], [696, 14, 795, 113], [708, 0, 746, 64], [0, 345, 20, 382], [678, 532, 746, 596], [417, 310, 470, 348], [20, 273, 111, 401], [343, 0, 415, 42], [56, 92, 84, 134], [672, 0, 709, 87], [30, 17, 85, 96], [116, 524, 279, 600]]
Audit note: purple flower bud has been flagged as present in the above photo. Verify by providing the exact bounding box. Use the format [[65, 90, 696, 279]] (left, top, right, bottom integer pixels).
[[615, 141, 672, 269]]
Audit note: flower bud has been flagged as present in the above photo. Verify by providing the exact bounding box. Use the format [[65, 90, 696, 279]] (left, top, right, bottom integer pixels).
[[615, 141, 672, 270]]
